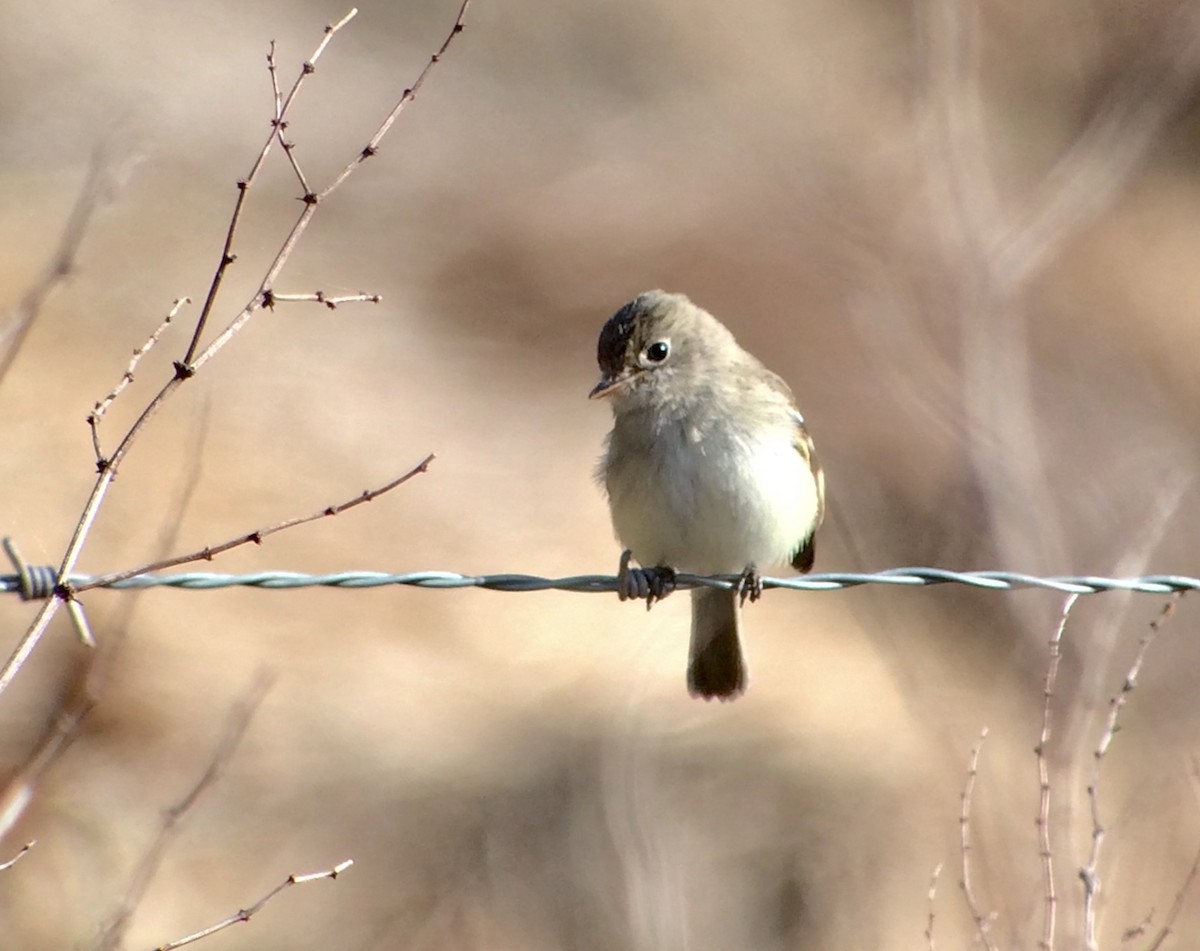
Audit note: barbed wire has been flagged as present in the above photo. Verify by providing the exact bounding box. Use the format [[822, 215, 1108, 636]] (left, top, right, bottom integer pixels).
[[1, 567, 1198, 598]]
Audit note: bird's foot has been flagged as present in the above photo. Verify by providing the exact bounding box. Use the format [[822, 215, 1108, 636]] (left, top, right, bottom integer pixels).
[[735, 564, 763, 606], [617, 550, 677, 611]]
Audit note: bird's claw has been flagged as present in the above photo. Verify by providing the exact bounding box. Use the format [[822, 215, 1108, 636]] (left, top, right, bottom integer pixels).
[[735, 564, 763, 606], [617, 550, 676, 610]]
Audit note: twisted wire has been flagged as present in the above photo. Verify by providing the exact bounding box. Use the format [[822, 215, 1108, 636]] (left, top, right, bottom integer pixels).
[[0, 567, 1196, 596]]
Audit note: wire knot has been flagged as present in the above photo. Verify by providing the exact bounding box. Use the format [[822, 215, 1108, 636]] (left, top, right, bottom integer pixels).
[[3, 538, 59, 600]]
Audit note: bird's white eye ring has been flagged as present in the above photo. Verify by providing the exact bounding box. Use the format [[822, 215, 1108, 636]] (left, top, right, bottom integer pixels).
[[642, 340, 670, 365]]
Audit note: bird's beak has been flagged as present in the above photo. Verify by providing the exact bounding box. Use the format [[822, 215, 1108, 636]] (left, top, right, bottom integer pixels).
[[589, 372, 633, 399]]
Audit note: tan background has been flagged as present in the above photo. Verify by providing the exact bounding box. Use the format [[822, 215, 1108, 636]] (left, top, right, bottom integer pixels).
[[1, 0, 1200, 947]]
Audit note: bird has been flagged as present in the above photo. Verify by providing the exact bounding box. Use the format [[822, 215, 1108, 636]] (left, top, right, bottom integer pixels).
[[590, 290, 824, 700]]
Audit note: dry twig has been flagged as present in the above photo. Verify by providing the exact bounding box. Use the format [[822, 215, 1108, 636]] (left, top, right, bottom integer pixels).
[[88, 297, 189, 461], [1034, 593, 1078, 950], [0, 840, 34, 871], [75, 452, 434, 593], [1080, 595, 1183, 950], [925, 862, 942, 951], [264, 290, 381, 309], [959, 726, 998, 951], [152, 859, 354, 950], [181, 7, 360, 365]]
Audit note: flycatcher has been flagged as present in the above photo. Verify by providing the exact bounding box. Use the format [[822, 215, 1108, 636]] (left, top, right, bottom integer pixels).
[[591, 290, 824, 700]]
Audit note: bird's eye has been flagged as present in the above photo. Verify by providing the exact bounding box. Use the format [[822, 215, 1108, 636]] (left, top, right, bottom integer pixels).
[[644, 340, 670, 364]]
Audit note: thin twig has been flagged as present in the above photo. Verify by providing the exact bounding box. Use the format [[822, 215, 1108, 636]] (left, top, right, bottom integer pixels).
[[181, 7, 358, 366], [0, 841, 34, 871], [1081, 595, 1183, 950], [89, 297, 189, 461], [152, 859, 354, 950], [75, 453, 433, 593], [1035, 593, 1078, 950], [960, 727, 999, 951], [187, 0, 470, 373], [316, 0, 470, 200], [267, 40, 311, 194], [925, 862, 942, 951], [92, 672, 274, 951], [264, 290, 381, 309], [1122, 909, 1154, 943]]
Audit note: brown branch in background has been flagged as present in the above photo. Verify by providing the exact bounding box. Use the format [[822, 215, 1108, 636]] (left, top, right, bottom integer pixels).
[[1080, 595, 1184, 950], [959, 727, 999, 951], [152, 859, 354, 950], [995, 4, 1200, 290], [919, 0, 1068, 587], [919, 0, 1200, 603], [92, 672, 274, 951], [76, 452, 434, 592], [0, 1, 468, 702], [924, 862, 942, 951], [88, 297, 189, 463], [1034, 593, 1078, 951], [264, 290, 381, 309], [0, 146, 122, 386], [0, 841, 34, 871], [1122, 909, 1155, 943]]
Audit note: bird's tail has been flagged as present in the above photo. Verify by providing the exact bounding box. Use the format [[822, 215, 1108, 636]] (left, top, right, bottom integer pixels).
[[687, 588, 747, 701]]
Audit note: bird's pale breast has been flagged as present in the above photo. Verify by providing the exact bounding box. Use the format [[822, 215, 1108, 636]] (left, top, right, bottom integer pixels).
[[605, 410, 819, 574]]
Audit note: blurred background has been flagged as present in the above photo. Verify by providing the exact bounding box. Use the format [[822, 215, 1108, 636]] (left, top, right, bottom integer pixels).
[[1, 0, 1199, 947]]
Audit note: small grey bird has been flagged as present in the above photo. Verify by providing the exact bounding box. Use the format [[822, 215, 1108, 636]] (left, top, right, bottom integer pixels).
[[591, 290, 824, 700]]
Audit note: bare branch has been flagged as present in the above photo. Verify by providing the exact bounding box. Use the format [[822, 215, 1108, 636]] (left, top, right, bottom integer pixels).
[[1122, 909, 1154, 943], [1035, 593, 1078, 951], [267, 41, 311, 194], [925, 862, 942, 951], [89, 297, 189, 462], [181, 7, 359, 366], [1081, 595, 1184, 949], [264, 290, 381, 309], [0, 841, 35, 872], [0, 3, 463, 702], [316, 0, 471, 200], [959, 726, 998, 951], [151, 859, 354, 950], [189, 1, 469, 374], [75, 453, 434, 592]]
